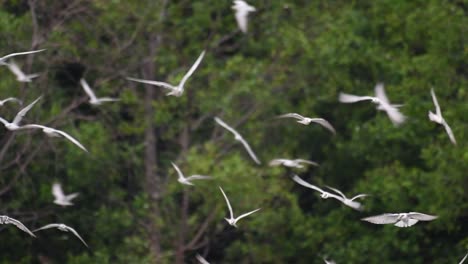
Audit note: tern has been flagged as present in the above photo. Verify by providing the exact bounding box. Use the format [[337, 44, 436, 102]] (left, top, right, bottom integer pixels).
[[20, 124, 88, 152], [459, 252, 468, 264], [214, 117, 261, 164], [219, 186, 261, 227], [126, 50, 205, 97], [324, 186, 369, 211], [0, 49, 46, 65], [33, 223, 88, 247], [269, 158, 319, 169], [5, 61, 40, 82], [196, 254, 210, 264], [0, 215, 35, 237], [52, 183, 79, 206], [0, 97, 22, 106], [428, 88, 456, 145], [0, 96, 42, 130], [277, 113, 336, 134], [339, 83, 406, 125], [232, 0, 256, 33], [80, 78, 120, 105], [171, 162, 212, 186], [361, 212, 438, 228]]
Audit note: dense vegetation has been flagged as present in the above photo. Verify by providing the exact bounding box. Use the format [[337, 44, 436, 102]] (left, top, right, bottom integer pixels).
[[0, 1, 466, 263]]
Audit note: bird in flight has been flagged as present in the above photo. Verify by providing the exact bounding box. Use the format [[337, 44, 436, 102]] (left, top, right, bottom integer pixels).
[[0, 49, 45, 65], [214, 117, 261, 165], [269, 158, 319, 169], [33, 223, 88, 247], [339, 83, 406, 126], [232, 0, 256, 33], [171, 162, 212, 186], [52, 183, 79, 206], [0, 215, 36, 237], [80, 78, 120, 105], [324, 186, 369, 211], [196, 254, 210, 264], [277, 113, 336, 134], [361, 212, 437, 228], [5, 61, 40, 82], [126, 50, 205, 97], [0, 96, 42, 131], [20, 124, 88, 152], [219, 186, 261, 227], [428, 88, 456, 145], [0, 97, 22, 106]]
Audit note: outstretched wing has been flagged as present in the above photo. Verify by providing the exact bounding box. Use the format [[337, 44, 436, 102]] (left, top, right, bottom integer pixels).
[[443, 122, 457, 145], [324, 186, 347, 199], [237, 137, 261, 165], [459, 252, 468, 264], [219, 187, 234, 219], [52, 183, 65, 199], [214, 117, 240, 137], [179, 50, 205, 89], [7, 217, 36, 237], [430, 88, 442, 117], [126, 77, 176, 91], [277, 113, 304, 120], [186, 175, 212, 181], [6, 61, 26, 79], [33, 223, 60, 232], [338, 92, 375, 103], [0, 49, 46, 62], [408, 212, 438, 221], [361, 213, 400, 225], [54, 129, 88, 152], [268, 159, 286, 166], [2, 97, 22, 105], [13, 96, 42, 125], [291, 175, 324, 194], [235, 208, 261, 222], [295, 159, 319, 167], [79, 78, 98, 101], [171, 162, 185, 181], [310, 118, 336, 134], [66, 226, 89, 248]]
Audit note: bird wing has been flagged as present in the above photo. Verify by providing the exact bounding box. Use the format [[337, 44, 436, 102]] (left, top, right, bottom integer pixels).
[[6, 61, 26, 79], [442, 121, 457, 145], [7, 217, 36, 237], [66, 226, 89, 248], [233, 8, 249, 33], [338, 92, 375, 103], [291, 175, 325, 194], [295, 159, 319, 166], [52, 183, 65, 200], [196, 254, 210, 264], [430, 88, 442, 117], [310, 118, 336, 134], [374, 83, 390, 105], [0, 49, 46, 61], [53, 129, 88, 152], [383, 106, 406, 126], [268, 159, 287, 166], [32, 223, 60, 232], [459, 252, 468, 264], [2, 97, 22, 105], [96, 97, 120, 102], [13, 96, 42, 125], [361, 214, 400, 224], [349, 193, 369, 201], [178, 50, 205, 89], [0, 117, 10, 126], [324, 186, 347, 199], [186, 175, 212, 181], [79, 78, 98, 101], [219, 186, 234, 219], [66, 192, 79, 201], [214, 117, 243, 138], [237, 137, 261, 165], [126, 77, 176, 90], [408, 212, 438, 221], [277, 113, 303, 120], [235, 208, 261, 222], [171, 162, 185, 181]]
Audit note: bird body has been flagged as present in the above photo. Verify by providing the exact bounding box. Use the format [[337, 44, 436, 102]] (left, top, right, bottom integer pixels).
[[232, 0, 256, 33], [52, 183, 79, 206], [171, 162, 212, 186], [33, 223, 88, 247], [196, 254, 210, 264], [219, 186, 260, 227], [269, 158, 319, 169], [428, 88, 456, 145], [361, 212, 437, 227], [277, 113, 336, 134]]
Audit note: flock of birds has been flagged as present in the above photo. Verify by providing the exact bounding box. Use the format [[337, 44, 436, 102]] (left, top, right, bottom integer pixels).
[[0, 0, 465, 263]]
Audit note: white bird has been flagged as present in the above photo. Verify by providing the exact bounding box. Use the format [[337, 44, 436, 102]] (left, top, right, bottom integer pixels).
[[459, 252, 468, 264], [0, 49, 46, 65], [126, 50, 206, 97], [79, 78, 120, 105], [5, 61, 40, 82], [361, 212, 438, 228], [277, 113, 336, 134], [33, 223, 88, 247], [196, 254, 210, 264], [269, 158, 319, 169], [428, 88, 456, 145], [232, 0, 256, 33], [0, 97, 22, 106], [339, 83, 406, 125], [291, 175, 343, 201], [214, 117, 261, 165], [20, 124, 88, 152], [0, 96, 42, 130], [0, 215, 35, 237], [323, 258, 336, 264], [324, 186, 369, 211], [52, 183, 79, 206], [219, 186, 261, 227], [171, 162, 212, 186]]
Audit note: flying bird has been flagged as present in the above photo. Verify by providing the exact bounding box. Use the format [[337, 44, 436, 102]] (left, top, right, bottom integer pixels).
[[20, 124, 88, 152], [52, 183, 79, 206], [277, 113, 336, 134], [33, 223, 88, 247], [0, 49, 46, 65], [0, 215, 35, 237], [232, 0, 256, 33], [428, 88, 456, 145], [269, 158, 319, 169], [214, 117, 261, 164], [171, 162, 212, 186], [219, 186, 261, 227], [5, 61, 40, 82], [324, 186, 369, 211], [80, 78, 120, 105], [361, 212, 437, 228], [126, 50, 205, 97], [0, 97, 22, 106], [339, 83, 406, 125], [196, 254, 210, 264], [0, 96, 42, 130]]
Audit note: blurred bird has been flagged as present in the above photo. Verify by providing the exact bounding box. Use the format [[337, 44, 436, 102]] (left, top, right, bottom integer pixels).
[[277, 113, 336, 134], [21, 124, 87, 152], [361, 212, 437, 228], [428, 88, 456, 145], [52, 183, 79, 206], [126, 50, 205, 97], [324, 186, 369, 211], [33, 223, 88, 247], [0, 96, 42, 130], [232, 0, 256, 33], [0, 49, 45, 65], [0, 215, 35, 237], [0, 97, 22, 106], [5, 61, 40, 82], [196, 254, 210, 264], [214, 117, 261, 164], [323, 258, 336, 264], [171, 162, 212, 186], [80, 78, 120, 105], [269, 158, 319, 169], [219, 186, 261, 227]]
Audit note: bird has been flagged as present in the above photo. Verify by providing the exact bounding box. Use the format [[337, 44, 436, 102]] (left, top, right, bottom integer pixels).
[[0, 97, 22, 106], [19, 124, 88, 152], [232, 0, 256, 33], [5, 61, 40, 82], [0, 96, 42, 131], [171, 162, 212, 186], [196, 254, 210, 264], [33, 223, 88, 247], [277, 113, 336, 134], [323, 258, 336, 264], [324, 186, 369, 211], [214, 117, 261, 164], [0, 215, 36, 237], [219, 186, 261, 227], [339, 83, 406, 125], [126, 50, 205, 97], [79, 78, 120, 105], [52, 183, 79, 206], [0, 49, 46, 65], [361, 212, 438, 228], [269, 158, 319, 169], [459, 252, 468, 264], [428, 88, 456, 145]]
